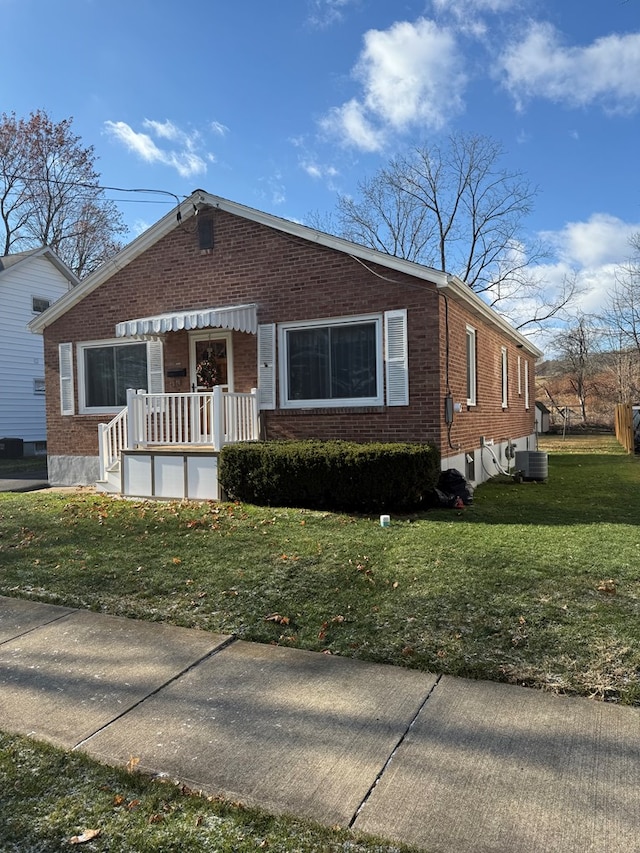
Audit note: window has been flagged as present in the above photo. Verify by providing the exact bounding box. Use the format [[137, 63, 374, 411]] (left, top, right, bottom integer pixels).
[[501, 347, 508, 409], [32, 297, 51, 314], [77, 339, 163, 413], [524, 360, 530, 409], [279, 316, 383, 408], [33, 378, 45, 395], [466, 326, 477, 406]]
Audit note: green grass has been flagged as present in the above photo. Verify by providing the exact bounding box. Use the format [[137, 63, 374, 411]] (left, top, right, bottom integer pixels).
[[0, 456, 47, 476], [1, 434, 639, 704], [1, 433, 639, 850], [0, 731, 417, 853]]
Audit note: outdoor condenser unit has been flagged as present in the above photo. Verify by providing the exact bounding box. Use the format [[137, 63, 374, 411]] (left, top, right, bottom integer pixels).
[[515, 450, 548, 481]]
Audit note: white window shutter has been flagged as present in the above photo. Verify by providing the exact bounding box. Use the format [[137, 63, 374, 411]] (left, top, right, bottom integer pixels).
[[147, 340, 164, 393], [257, 323, 276, 410], [58, 342, 75, 415], [385, 310, 409, 406]]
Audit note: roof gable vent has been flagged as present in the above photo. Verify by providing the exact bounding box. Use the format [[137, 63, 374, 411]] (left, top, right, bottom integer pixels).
[[197, 215, 214, 253]]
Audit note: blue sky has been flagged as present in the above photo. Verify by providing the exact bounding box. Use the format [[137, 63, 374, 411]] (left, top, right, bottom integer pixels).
[[3, 0, 640, 334]]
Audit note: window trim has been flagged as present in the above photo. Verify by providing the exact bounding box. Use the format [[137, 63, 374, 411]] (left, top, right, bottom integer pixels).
[[278, 314, 384, 409], [188, 330, 234, 392], [501, 346, 509, 409], [466, 325, 477, 407], [77, 338, 157, 415], [524, 359, 530, 410]]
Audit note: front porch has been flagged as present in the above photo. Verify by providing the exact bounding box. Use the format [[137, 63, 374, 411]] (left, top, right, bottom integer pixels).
[[98, 386, 259, 500]]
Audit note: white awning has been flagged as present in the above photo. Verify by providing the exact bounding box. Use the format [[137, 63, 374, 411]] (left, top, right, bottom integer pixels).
[[115, 303, 258, 338]]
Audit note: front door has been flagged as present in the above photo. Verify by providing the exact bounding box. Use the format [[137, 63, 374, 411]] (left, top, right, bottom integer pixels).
[[189, 331, 233, 392]]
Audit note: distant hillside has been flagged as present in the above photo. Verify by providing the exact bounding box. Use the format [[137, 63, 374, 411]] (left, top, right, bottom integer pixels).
[[536, 350, 640, 428]]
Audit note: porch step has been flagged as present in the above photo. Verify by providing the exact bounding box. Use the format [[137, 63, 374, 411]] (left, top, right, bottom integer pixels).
[[96, 460, 121, 494]]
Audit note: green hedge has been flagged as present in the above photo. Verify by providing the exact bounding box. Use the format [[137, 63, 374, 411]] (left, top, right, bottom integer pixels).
[[219, 440, 440, 512]]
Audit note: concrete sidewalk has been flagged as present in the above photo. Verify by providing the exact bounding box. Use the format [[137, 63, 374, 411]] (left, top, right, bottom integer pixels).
[[0, 595, 638, 853]]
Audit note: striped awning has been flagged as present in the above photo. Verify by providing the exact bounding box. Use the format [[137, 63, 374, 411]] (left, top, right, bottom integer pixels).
[[115, 303, 258, 337]]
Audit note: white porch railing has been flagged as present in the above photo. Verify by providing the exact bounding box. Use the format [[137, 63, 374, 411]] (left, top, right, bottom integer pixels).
[[98, 406, 128, 480], [98, 387, 258, 483]]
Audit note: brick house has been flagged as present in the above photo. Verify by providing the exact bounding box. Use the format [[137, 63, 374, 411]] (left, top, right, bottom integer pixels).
[[30, 190, 542, 500]]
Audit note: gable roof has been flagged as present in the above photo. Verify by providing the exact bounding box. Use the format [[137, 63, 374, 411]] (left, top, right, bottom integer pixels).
[[0, 246, 79, 286], [28, 189, 542, 358]]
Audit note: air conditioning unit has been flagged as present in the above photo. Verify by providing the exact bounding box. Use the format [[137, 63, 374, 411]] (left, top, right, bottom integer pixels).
[[515, 450, 548, 481]]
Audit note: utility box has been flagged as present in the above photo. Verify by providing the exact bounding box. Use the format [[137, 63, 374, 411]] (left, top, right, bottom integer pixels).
[[0, 437, 24, 459], [515, 450, 548, 481]]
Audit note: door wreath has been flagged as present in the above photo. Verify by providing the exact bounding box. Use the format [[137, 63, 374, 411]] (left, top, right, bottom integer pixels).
[[196, 356, 219, 388]]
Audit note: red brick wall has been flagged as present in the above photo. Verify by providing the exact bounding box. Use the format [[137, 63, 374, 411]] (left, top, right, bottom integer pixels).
[[43, 207, 534, 460], [436, 296, 535, 462]]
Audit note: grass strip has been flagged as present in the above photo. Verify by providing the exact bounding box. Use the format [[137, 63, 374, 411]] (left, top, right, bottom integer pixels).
[[0, 731, 417, 852]]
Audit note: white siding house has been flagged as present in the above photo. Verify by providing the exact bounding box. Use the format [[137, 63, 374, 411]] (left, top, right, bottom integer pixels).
[[0, 248, 77, 452]]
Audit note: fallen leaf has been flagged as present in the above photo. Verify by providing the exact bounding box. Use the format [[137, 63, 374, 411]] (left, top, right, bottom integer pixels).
[[265, 613, 290, 625], [597, 579, 617, 594], [172, 557, 182, 565], [126, 755, 140, 773], [69, 829, 101, 844]]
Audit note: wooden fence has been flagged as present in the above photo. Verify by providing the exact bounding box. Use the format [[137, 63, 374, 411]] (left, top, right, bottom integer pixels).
[[614, 403, 634, 453]]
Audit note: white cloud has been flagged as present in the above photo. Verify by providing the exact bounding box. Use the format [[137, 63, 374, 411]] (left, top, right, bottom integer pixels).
[[431, 0, 519, 36], [103, 119, 211, 178], [321, 18, 466, 150], [483, 215, 640, 345], [498, 22, 640, 111], [300, 159, 339, 181], [524, 216, 640, 343], [142, 118, 184, 141], [211, 121, 229, 137], [321, 98, 385, 152], [433, 0, 517, 12], [540, 214, 640, 269], [308, 0, 355, 28], [258, 172, 287, 206]]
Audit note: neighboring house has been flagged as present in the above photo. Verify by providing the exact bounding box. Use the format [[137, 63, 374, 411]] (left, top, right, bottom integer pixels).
[[1, 248, 78, 456], [29, 190, 542, 499]]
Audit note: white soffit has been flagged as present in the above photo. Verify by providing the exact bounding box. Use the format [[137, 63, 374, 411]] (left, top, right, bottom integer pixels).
[[115, 303, 258, 338]]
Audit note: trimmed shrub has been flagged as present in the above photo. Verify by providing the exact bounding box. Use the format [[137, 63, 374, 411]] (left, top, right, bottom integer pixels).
[[219, 440, 440, 512]]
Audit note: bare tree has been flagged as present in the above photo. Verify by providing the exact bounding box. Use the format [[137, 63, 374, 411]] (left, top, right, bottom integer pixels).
[[0, 110, 127, 277], [315, 132, 576, 330], [551, 314, 601, 422], [597, 233, 640, 402], [603, 234, 640, 352]]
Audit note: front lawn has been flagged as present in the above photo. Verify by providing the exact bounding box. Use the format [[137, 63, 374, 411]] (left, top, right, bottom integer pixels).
[[1, 434, 638, 704], [2, 434, 638, 851]]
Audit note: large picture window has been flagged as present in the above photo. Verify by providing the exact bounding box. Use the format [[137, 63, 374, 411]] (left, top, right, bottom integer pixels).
[[76, 339, 164, 414], [280, 316, 383, 408]]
